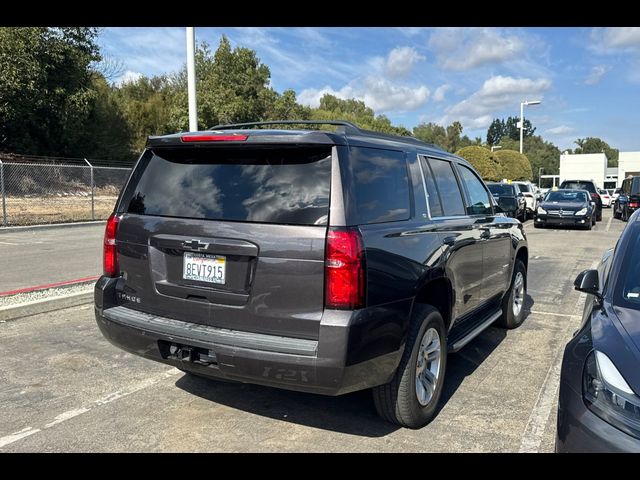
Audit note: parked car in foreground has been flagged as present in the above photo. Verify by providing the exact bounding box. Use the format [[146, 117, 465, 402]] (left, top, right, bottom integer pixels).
[[535, 189, 596, 230], [613, 176, 640, 222], [486, 182, 526, 221], [94, 120, 529, 429], [557, 209, 640, 452], [598, 189, 612, 208], [559, 180, 603, 221]]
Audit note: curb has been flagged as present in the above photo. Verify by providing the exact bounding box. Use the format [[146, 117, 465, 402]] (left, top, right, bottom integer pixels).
[[0, 220, 106, 234], [0, 290, 94, 322]]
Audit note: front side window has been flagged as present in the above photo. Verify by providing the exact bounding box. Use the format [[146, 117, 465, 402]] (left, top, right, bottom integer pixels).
[[457, 165, 493, 215], [427, 158, 466, 216]]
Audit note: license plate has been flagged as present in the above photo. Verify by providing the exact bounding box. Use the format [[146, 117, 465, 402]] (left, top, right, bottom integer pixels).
[[183, 252, 226, 284]]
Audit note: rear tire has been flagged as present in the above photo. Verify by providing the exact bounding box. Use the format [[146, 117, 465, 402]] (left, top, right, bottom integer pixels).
[[623, 207, 629, 222], [496, 259, 527, 329], [372, 304, 447, 429], [596, 208, 603, 221]]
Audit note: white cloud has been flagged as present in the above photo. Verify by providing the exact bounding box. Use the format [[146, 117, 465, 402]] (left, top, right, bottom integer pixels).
[[433, 84, 452, 103], [428, 28, 526, 70], [546, 125, 575, 135], [115, 70, 143, 86], [298, 77, 430, 113], [442, 75, 552, 129], [590, 27, 640, 53], [384, 46, 425, 78], [584, 65, 610, 85]]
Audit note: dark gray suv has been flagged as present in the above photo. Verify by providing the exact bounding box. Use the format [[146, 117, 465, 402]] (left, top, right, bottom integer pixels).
[[95, 121, 528, 428]]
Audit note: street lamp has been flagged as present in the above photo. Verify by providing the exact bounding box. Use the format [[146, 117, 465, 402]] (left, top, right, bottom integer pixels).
[[519, 100, 541, 154], [491, 145, 502, 152], [186, 27, 198, 132]]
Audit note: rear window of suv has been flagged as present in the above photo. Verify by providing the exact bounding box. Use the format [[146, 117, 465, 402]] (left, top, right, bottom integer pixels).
[[561, 181, 596, 193], [121, 147, 332, 226]]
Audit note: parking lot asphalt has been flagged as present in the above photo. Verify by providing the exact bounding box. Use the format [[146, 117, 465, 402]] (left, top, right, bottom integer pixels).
[[0, 209, 626, 452], [0, 223, 105, 293]]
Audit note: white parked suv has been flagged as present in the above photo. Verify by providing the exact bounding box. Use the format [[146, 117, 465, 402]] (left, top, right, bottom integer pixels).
[[513, 181, 538, 219]]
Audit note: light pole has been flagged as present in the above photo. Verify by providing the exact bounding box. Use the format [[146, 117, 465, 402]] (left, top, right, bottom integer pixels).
[[519, 100, 541, 154], [186, 27, 198, 132]]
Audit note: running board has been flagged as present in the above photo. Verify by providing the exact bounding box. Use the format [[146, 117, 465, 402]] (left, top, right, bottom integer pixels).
[[448, 309, 502, 353]]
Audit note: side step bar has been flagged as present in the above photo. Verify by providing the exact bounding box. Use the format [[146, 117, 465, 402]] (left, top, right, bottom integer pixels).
[[448, 309, 502, 353]]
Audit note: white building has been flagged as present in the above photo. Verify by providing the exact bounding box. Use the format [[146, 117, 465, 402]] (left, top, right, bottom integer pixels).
[[559, 153, 608, 189], [617, 152, 640, 187]]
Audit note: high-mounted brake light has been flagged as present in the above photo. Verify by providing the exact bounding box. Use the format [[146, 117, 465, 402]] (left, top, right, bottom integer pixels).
[[103, 213, 120, 277], [325, 228, 365, 309], [180, 134, 248, 142]]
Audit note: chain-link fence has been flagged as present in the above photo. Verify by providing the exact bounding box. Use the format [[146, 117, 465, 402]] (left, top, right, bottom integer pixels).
[[0, 154, 131, 227]]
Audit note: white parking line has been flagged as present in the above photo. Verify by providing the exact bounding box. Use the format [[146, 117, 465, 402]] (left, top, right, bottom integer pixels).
[[0, 368, 180, 449], [518, 261, 598, 452], [527, 310, 580, 319], [606, 215, 613, 232]]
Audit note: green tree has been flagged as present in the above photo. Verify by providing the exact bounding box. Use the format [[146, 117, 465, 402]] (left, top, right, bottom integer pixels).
[[573, 137, 619, 167], [310, 94, 410, 136], [455, 146, 501, 181], [503, 116, 535, 141], [499, 135, 561, 182], [113, 75, 175, 153], [0, 27, 101, 156], [413, 120, 469, 153], [493, 149, 533, 181], [486, 118, 505, 146]]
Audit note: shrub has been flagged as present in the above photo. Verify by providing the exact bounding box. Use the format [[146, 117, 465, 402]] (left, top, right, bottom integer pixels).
[[493, 149, 533, 181], [455, 146, 501, 181]]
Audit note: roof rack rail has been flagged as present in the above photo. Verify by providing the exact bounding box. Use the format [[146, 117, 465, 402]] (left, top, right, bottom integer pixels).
[[209, 120, 445, 152], [209, 120, 363, 135]]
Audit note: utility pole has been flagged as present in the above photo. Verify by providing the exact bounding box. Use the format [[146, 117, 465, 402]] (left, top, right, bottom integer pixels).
[[186, 27, 198, 132]]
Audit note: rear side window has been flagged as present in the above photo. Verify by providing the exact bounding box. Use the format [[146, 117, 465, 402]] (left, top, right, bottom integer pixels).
[[516, 183, 531, 192], [121, 147, 332, 226], [457, 165, 492, 215], [487, 184, 515, 196], [350, 147, 410, 224], [632, 178, 640, 194], [419, 157, 443, 217], [427, 158, 465, 216]]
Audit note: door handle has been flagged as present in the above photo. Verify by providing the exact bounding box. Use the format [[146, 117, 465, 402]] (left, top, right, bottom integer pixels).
[[480, 229, 491, 239]]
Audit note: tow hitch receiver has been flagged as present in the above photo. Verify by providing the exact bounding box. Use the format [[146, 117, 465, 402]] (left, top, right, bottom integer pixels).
[[159, 341, 217, 366]]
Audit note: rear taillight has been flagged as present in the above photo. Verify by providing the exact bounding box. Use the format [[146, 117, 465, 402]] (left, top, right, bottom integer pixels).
[[180, 134, 248, 142], [630, 202, 639, 208], [325, 228, 365, 309], [591, 193, 600, 202], [103, 213, 120, 277]]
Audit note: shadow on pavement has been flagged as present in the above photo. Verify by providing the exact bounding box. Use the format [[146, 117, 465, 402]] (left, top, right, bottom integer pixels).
[[174, 373, 400, 437], [175, 294, 536, 435]]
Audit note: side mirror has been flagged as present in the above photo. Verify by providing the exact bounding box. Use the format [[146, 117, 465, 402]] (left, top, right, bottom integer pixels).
[[574, 269, 602, 300]]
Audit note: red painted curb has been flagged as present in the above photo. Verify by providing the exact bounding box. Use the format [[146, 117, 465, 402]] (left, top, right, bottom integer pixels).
[[0, 276, 100, 297]]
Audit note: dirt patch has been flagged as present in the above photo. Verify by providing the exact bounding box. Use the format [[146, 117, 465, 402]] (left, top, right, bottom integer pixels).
[[2, 196, 119, 225]]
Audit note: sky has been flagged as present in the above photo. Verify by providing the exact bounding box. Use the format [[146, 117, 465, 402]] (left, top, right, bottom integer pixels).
[[99, 27, 640, 151]]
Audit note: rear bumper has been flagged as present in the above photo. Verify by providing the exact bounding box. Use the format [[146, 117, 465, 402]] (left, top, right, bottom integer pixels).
[[94, 278, 405, 396]]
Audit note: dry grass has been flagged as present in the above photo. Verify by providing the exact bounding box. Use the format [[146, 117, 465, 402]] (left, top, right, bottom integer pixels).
[[3, 195, 119, 225]]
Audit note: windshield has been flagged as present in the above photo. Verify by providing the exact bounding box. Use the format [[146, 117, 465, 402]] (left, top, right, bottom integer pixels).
[[546, 191, 588, 203], [516, 183, 531, 192], [487, 184, 514, 195], [615, 232, 640, 310]]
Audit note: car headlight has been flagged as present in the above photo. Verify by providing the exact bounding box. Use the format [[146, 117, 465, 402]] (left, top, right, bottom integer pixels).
[[583, 350, 640, 439], [575, 208, 588, 216], [537, 206, 547, 215]]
